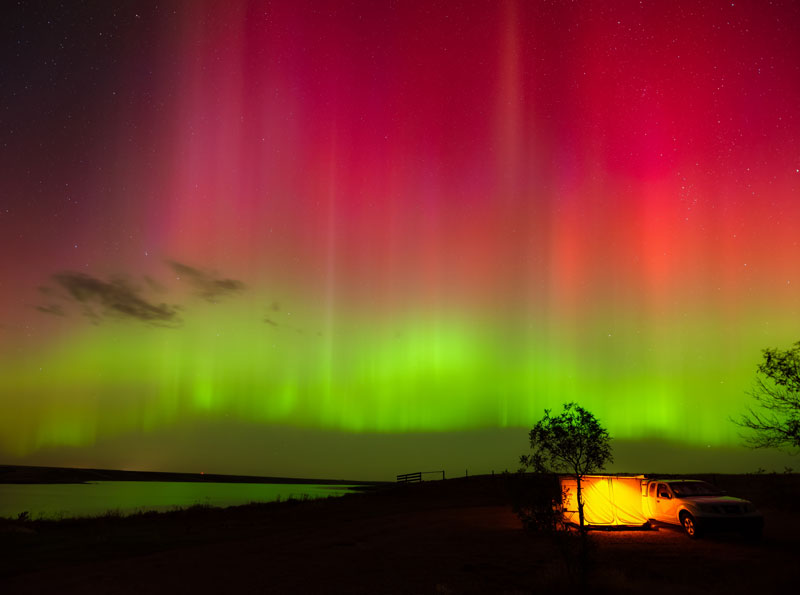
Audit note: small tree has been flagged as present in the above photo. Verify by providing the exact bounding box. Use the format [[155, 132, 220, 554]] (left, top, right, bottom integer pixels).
[[520, 402, 613, 533], [736, 341, 800, 453]]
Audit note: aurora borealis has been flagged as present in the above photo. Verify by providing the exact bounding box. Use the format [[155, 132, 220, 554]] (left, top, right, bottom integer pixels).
[[1, 1, 799, 478]]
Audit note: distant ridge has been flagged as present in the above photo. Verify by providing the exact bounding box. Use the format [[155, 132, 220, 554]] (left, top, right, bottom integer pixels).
[[0, 464, 385, 486]]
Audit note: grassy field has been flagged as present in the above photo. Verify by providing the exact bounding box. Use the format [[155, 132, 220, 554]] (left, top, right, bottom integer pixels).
[[1, 473, 798, 593]]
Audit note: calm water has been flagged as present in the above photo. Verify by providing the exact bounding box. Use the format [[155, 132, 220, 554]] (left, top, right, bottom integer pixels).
[[0, 481, 354, 519]]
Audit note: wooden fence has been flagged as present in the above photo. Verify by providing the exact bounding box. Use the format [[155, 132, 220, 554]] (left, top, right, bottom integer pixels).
[[396, 470, 445, 483]]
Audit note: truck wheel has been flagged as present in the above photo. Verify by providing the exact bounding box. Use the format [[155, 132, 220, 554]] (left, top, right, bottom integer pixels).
[[680, 512, 701, 539]]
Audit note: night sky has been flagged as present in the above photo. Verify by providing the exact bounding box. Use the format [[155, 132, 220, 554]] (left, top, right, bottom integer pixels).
[[1, 0, 799, 479]]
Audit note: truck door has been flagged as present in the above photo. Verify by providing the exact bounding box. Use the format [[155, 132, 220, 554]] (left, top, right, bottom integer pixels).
[[653, 483, 677, 523]]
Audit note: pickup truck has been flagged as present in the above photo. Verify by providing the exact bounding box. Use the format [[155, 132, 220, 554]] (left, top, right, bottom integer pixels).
[[643, 479, 763, 539]]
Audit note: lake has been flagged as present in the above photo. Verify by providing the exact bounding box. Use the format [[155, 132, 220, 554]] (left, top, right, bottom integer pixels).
[[0, 481, 354, 519]]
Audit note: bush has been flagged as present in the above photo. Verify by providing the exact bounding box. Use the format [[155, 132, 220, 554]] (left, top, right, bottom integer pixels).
[[506, 472, 565, 533]]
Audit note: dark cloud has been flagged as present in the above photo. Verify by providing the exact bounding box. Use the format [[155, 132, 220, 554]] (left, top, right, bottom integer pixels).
[[167, 261, 246, 302], [36, 304, 66, 317], [36, 262, 245, 327], [144, 275, 167, 294], [51, 272, 180, 326], [263, 313, 316, 337]]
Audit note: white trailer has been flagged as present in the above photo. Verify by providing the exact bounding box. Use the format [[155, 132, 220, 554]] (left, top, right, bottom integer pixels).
[[560, 474, 648, 527]]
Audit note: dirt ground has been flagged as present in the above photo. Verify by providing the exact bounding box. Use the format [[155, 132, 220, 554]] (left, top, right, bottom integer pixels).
[[1, 475, 798, 594]]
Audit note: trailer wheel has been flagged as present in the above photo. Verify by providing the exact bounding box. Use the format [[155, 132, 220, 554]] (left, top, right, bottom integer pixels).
[[680, 512, 701, 539]]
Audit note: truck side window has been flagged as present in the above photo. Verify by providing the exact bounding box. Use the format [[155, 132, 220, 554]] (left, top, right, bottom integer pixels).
[[657, 483, 671, 499], [649, 483, 656, 498]]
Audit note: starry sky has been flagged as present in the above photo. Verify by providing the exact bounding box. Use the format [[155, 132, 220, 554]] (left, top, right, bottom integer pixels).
[[1, 0, 799, 479]]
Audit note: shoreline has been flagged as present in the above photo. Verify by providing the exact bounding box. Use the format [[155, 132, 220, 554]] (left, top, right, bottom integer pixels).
[[0, 464, 385, 486]]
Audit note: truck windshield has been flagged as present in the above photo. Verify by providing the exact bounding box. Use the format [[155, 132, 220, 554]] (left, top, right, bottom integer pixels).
[[670, 482, 723, 497]]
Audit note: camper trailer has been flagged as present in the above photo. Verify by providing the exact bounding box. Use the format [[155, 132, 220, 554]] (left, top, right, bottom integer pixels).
[[560, 475, 763, 539]]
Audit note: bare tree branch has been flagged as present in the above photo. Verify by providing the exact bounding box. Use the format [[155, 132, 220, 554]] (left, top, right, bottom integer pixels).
[[734, 341, 800, 453]]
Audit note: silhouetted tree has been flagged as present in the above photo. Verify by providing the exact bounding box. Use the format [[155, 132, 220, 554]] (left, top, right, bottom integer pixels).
[[736, 341, 800, 452], [520, 402, 613, 533]]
